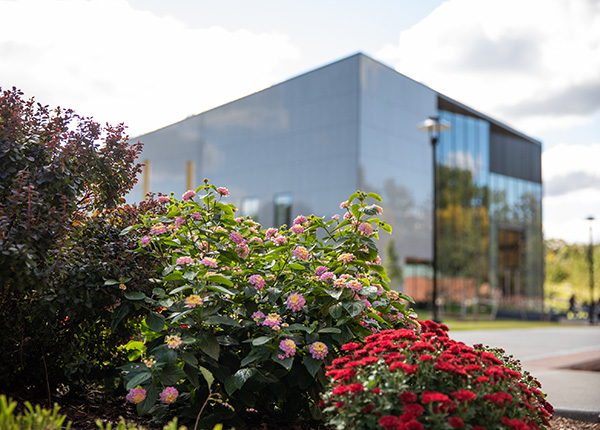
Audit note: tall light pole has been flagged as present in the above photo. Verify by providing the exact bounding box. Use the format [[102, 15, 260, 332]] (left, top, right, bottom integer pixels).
[[418, 116, 451, 322], [586, 215, 596, 325]]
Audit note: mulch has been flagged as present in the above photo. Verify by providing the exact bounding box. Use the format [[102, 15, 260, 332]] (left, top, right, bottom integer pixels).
[[5, 390, 599, 430]]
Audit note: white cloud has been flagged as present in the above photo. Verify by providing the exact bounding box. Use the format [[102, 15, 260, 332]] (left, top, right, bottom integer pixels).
[[0, 0, 300, 136], [376, 0, 600, 135], [542, 143, 600, 242]]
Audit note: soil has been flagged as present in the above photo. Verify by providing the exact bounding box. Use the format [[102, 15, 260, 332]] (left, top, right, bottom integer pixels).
[[7, 391, 599, 430]]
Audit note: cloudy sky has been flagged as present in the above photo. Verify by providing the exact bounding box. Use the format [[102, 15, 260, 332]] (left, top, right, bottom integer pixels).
[[2, 0, 599, 243]]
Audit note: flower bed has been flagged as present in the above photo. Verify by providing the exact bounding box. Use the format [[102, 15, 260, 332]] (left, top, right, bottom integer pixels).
[[321, 320, 554, 430]]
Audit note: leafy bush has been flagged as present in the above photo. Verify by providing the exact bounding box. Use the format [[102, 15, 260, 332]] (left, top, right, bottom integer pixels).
[[321, 320, 554, 430], [0, 86, 155, 394], [120, 181, 414, 427]]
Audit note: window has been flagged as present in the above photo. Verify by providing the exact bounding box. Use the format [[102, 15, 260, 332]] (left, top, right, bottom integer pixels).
[[241, 196, 260, 221], [274, 193, 292, 227]]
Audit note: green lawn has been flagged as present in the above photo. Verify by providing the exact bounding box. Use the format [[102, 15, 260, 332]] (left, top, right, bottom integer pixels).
[[414, 311, 561, 331]]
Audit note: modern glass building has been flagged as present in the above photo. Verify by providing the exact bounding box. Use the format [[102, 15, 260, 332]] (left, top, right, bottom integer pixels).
[[129, 53, 543, 312]]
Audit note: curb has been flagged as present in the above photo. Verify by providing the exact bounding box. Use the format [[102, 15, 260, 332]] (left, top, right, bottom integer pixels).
[[554, 408, 600, 423]]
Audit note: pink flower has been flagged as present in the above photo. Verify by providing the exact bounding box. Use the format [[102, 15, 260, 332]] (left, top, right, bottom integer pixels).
[[159, 387, 178, 404], [265, 228, 278, 239], [345, 279, 362, 292], [182, 190, 196, 201], [157, 195, 170, 203], [320, 271, 335, 282], [293, 215, 306, 225], [126, 387, 146, 404], [150, 223, 167, 235], [278, 339, 296, 359], [262, 313, 282, 330], [337, 253, 354, 264], [249, 274, 266, 290], [200, 257, 217, 268], [315, 266, 328, 276], [339, 201, 349, 209], [176, 256, 194, 265], [229, 231, 245, 244], [358, 222, 374, 236], [184, 294, 203, 308], [290, 224, 304, 234], [190, 211, 202, 220], [165, 335, 182, 349], [140, 235, 150, 247], [175, 216, 186, 227], [286, 293, 306, 311], [216, 187, 229, 196], [236, 243, 250, 258], [310, 341, 328, 359], [273, 236, 288, 245], [332, 214, 341, 221], [294, 246, 309, 261], [252, 311, 265, 322]]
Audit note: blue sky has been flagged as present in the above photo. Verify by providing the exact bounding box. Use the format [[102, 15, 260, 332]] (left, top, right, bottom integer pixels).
[[1, 0, 599, 243]]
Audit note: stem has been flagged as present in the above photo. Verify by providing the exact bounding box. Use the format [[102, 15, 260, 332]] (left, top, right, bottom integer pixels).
[[193, 388, 214, 430]]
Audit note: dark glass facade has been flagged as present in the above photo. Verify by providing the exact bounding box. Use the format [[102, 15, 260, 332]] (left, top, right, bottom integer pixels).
[[128, 53, 543, 310]]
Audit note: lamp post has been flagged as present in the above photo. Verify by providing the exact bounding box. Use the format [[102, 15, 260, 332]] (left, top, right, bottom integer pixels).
[[586, 215, 596, 325], [418, 116, 451, 322]]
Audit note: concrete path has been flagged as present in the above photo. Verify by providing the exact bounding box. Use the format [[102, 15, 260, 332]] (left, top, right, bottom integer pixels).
[[448, 326, 600, 422]]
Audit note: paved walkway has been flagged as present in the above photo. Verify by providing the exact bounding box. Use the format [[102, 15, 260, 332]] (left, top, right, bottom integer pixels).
[[449, 325, 600, 422]]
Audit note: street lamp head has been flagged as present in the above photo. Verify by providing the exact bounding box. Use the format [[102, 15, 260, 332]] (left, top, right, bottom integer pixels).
[[417, 116, 452, 134]]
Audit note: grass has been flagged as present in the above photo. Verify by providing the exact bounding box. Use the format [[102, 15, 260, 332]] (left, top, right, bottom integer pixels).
[[415, 311, 562, 331]]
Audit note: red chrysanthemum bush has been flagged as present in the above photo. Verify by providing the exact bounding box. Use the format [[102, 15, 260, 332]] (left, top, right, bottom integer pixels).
[[321, 320, 554, 430]]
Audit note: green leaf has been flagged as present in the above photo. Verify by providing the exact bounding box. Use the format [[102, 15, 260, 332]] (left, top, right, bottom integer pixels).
[[343, 301, 366, 317], [325, 288, 344, 300], [207, 274, 234, 287], [359, 286, 379, 299], [136, 384, 157, 415], [183, 271, 197, 281], [241, 348, 268, 367], [126, 372, 152, 390], [120, 224, 141, 236], [272, 353, 294, 371], [350, 204, 361, 219], [225, 368, 256, 395], [317, 327, 341, 334], [199, 365, 214, 388], [205, 315, 241, 327], [111, 303, 130, 330], [163, 272, 184, 282], [251, 336, 272, 346], [347, 192, 359, 203], [160, 365, 186, 385], [181, 351, 198, 368], [286, 323, 313, 333], [124, 292, 146, 301], [328, 303, 343, 319], [366, 192, 383, 202], [169, 285, 193, 295], [104, 279, 120, 286], [207, 284, 237, 295], [360, 205, 378, 216], [367, 312, 392, 328], [303, 355, 323, 377], [146, 312, 165, 332], [197, 332, 220, 361], [184, 363, 200, 389], [289, 263, 306, 271], [380, 222, 392, 234]]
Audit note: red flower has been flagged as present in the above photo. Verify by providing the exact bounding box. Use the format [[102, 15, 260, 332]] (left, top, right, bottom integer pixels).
[[451, 389, 476, 402], [501, 417, 529, 430], [359, 356, 379, 365], [378, 415, 399, 430], [334, 401, 345, 409], [483, 391, 513, 406], [421, 391, 450, 404], [449, 417, 464, 428], [402, 420, 424, 430], [399, 391, 418, 403], [410, 341, 436, 352], [341, 342, 361, 351], [363, 404, 374, 413], [418, 354, 434, 361], [332, 385, 350, 396], [348, 383, 364, 393], [403, 403, 424, 418], [389, 361, 418, 374], [372, 387, 381, 394]]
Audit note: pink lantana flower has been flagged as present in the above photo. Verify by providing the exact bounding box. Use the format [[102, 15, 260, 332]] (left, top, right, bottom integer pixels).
[[236, 243, 250, 258], [126, 387, 146, 404], [286, 293, 306, 311], [358, 222, 374, 236], [273, 236, 288, 245], [216, 187, 229, 197], [159, 386, 179, 404], [150, 223, 167, 235], [229, 231, 245, 244], [338, 253, 354, 264], [278, 339, 296, 359], [176, 256, 194, 265], [249, 274, 266, 290], [174, 216, 186, 228], [262, 313, 282, 330], [252, 311, 265, 322], [184, 294, 203, 308], [290, 224, 304, 234], [165, 335, 183, 349], [140, 235, 151, 247], [293, 215, 306, 225], [200, 257, 217, 268], [310, 341, 329, 359], [320, 271, 335, 282], [294, 246, 309, 261], [265, 228, 278, 239], [157, 195, 170, 203], [182, 190, 196, 201]]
